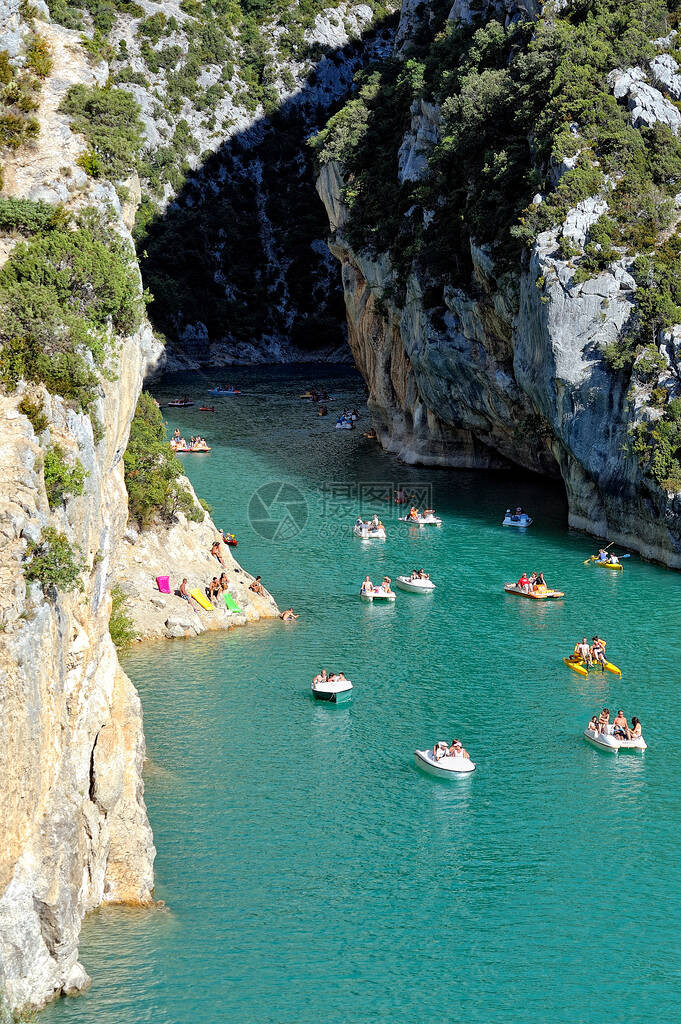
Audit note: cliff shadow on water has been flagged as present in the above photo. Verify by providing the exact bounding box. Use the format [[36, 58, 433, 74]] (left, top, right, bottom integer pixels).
[[135, 14, 398, 366]]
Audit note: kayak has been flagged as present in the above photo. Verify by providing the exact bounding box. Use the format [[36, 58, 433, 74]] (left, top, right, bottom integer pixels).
[[563, 657, 588, 677], [505, 584, 564, 599], [583, 726, 646, 753], [563, 656, 621, 677], [595, 560, 623, 571]]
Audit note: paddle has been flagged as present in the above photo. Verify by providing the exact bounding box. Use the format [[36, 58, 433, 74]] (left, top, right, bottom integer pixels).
[[583, 540, 614, 565]]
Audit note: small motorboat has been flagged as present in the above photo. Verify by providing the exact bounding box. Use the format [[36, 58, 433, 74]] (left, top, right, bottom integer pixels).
[[563, 656, 621, 677], [414, 748, 476, 777], [311, 677, 353, 703], [503, 509, 532, 527], [199, 405, 215, 412], [398, 513, 442, 526], [395, 575, 435, 593], [595, 560, 623, 571], [583, 725, 646, 753], [353, 524, 386, 540], [504, 583, 564, 599], [360, 587, 396, 601], [167, 399, 194, 408]]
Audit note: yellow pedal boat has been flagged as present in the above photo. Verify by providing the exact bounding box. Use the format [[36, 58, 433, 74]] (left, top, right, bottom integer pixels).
[[505, 583, 564, 600], [563, 656, 621, 677]]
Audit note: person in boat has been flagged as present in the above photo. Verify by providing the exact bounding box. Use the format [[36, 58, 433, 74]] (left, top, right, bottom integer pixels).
[[433, 740, 448, 760], [173, 428, 180, 439], [626, 716, 642, 740], [423, 508, 435, 517], [576, 637, 592, 664], [608, 553, 620, 564], [211, 541, 226, 567], [249, 575, 265, 596], [379, 576, 392, 593], [517, 572, 531, 593], [417, 568, 430, 579], [588, 715, 600, 734], [613, 710, 628, 738], [408, 506, 420, 520], [535, 571, 546, 588], [280, 607, 298, 622], [448, 739, 470, 759], [596, 548, 609, 562], [352, 408, 359, 418], [598, 708, 610, 729], [591, 636, 607, 668], [312, 670, 327, 688], [360, 576, 374, 595]]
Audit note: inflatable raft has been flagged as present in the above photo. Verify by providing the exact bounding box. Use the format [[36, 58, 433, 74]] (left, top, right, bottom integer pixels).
[[190, 588, 213, 611], [505, 583, 564, 599]]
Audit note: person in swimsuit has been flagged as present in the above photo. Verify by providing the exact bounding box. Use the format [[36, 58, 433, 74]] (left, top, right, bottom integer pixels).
[[280, 608, 298, 622], [207, 577, 220, 604], [588, 715, 600, 734], [536, 571, 546, 587], [591, 636, 607, 668], [360, 576, 374, 595], [210, 541, 226, 567], [219, 573, 229, 592], [626, 716, 642, 740], [249, 575, 265, 596], [576, 638, 592, 664], [312, 670, 327, 688], [613, 710, 628, 738], [433, 741, 448, 760], [598, 708, 610, 730], [448, 739, 469, 759]]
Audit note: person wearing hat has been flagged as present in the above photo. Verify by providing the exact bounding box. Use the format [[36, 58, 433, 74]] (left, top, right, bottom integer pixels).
[[448, 739, 470, 759]]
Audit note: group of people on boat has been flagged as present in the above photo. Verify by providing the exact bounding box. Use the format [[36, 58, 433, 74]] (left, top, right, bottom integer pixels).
[[406, 506, 436, 520], [312, 669, 348, 687], [336, 409, 359, 428], [408, 569, 430, 580], [515, 570, 548, 593], [213, 383, 238, 393], [596, 548, 620, 564], [303, 388, 330, 403], [588, 708, 642, 740], [360, 575, 393, 596], [171, 428, 209, 452], [572, 635, 608, 668], [504, 506, 530, 523], [432, 739, 470, 760], [355, 514, 384, 533]]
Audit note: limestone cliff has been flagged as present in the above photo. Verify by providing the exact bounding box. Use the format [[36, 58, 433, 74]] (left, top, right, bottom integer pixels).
[[0, 2, 273, 1011], [316, 0, 681, 566]]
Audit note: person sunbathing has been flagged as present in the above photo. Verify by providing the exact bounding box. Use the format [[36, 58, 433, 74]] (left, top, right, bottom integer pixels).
[[207, 577, 220, 604], [210, 541, 226, 567], [218, 573, 229, 592], [249, 576, 265, 596]]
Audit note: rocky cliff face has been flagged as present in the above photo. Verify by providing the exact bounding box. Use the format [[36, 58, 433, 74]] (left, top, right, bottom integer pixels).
[[317, 0, 681, 566], [0, 3, 275, 1011]]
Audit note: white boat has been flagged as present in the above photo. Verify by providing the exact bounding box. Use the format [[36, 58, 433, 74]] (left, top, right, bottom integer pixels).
[[395, 575, 435, 593], [414, 748, 476, 776], [336, 420, 354, 430], [353, 524, 386, 539], [398, 514, 442, 526], [502, 511, 532, 527], [583, 726, 646, 753], [311, 678, 353, 703], [360, 587, 396, 601]]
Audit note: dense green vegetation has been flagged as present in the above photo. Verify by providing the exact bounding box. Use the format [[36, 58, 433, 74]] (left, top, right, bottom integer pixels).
[[59, 84, 145, 179], [24, 526, 83, 593], [0, 26, 52, 187], [0, 204, 144, 414], [43, 444, 87, 507], [312, 0, 681, 490], [108, 584, 138, 647], [124, 392, 204, 528]]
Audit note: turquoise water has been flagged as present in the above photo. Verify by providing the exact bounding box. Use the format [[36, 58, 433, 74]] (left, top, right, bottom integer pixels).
[[45, 366, 681, 1024]]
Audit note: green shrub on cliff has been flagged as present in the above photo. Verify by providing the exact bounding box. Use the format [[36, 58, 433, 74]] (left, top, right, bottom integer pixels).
[[0, 207, 143, 412], [24, 526, 83, 593], [124, 392, 203, 529], [59, 84, 145, 180], [109, 584, 138, 648], [43, 444, 87, 508]]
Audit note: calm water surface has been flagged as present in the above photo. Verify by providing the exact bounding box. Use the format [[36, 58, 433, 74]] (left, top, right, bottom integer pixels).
[[45, 366, 681, 1024]]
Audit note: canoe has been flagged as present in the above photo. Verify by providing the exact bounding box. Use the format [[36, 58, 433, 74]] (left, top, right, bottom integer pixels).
[[414, 749, 476, 777], [563, 657, 588, 677], [505, 584, 564, 599], [395, 575, 435, 593], [595, 560, 623, 571], [190, 587, 213, 611], [583, 727, 646, 753], [311, 678, 353, 703]]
